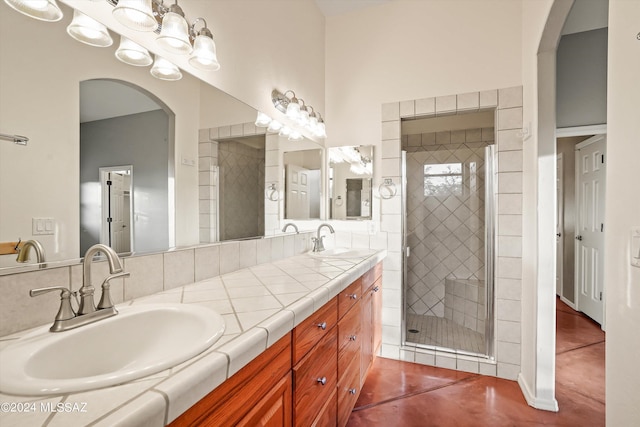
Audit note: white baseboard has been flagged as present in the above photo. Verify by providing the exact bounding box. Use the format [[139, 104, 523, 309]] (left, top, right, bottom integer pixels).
[[518, 373, 559, 412], [560, 295, 577, 311]]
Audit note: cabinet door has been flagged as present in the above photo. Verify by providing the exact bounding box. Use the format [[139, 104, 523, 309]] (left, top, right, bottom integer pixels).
[[372, 278, 382, 355], [238, 373, 292, 427], [360, 287, 373, 387]]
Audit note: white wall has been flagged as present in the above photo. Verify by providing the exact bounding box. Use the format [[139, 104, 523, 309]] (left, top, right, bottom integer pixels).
[[325, 0, 522, 148], [605, 0, 640, 424]]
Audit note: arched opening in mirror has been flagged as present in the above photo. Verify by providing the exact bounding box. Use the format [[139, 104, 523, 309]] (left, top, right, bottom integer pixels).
[[79, 79, 175, 256]]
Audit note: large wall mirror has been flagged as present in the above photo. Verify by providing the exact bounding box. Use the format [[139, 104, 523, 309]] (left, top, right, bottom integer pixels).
[[0, 1, 319, 272], [328, 146, 374, 220]]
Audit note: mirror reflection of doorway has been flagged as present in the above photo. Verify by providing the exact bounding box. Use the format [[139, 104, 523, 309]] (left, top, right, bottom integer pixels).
[[100, 167, 132, 254]]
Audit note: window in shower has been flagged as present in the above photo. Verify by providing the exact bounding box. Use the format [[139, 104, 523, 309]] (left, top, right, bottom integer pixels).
[[424, 162, 463, 197]]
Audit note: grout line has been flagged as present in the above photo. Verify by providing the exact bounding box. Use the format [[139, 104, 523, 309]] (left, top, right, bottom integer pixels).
[[352, 375, 479, 412], [556, 339, 605, 356]]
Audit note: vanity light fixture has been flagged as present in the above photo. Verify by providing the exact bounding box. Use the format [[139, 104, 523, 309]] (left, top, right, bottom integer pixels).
[[156, 1, 192, 54], [150, 55, 182, 81], [270, 89, 326, 139], [112, 0, 157, 32], [3, 0, 63, 22], [115, 36, 153, 66], [67, 10, 113, 47], [189, 18, 220, 71]]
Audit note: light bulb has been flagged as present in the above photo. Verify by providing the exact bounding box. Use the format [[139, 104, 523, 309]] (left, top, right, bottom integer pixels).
[[115, 37, 153, 66], [151, 55, 182, 81], [112, 0, 157, 32], [189, 27, 220, 71], [157, 5, 192, 55], [3, 0, 63, 22], [67, 10, 113, 47]]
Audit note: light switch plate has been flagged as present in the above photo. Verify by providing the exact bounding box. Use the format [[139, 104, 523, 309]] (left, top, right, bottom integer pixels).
[[32, 218, 54, 235], [631, 227, 640, 268]]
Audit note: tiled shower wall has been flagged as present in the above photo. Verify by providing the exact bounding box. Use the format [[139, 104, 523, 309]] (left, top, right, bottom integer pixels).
[[198, 123, 267, 243], [218, 141, 265, 240], [403, 131, 492, 318]]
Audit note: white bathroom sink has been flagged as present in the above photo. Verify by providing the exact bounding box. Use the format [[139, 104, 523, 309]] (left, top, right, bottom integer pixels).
[[309, 247, 375, 258], [0, 303, 225, 396]]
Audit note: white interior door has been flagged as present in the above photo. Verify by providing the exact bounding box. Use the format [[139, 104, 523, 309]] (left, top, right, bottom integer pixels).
[[556, 153, 564, 297], [286, 164, 310, 218], [575, 135, 606, 326], [100, 166, 133, 254]]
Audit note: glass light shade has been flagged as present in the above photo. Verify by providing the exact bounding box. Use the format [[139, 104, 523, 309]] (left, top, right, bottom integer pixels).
[[189, 33, 220, 71], [255, 112, 272, 127], [112, 0, 157, 32], [67, 10, 113, 47], [267, 120, 283, 132], [157, 11, 192, 54], [3, 0, 63, 22], [115, 37, 153, 66], [317, 122, 327, 138], [285, 101, 300, 120], [297, 107, 310, 126], [279, 126, 291, 137], [288, 130, 303, 141], [150, 56, 182, 81]]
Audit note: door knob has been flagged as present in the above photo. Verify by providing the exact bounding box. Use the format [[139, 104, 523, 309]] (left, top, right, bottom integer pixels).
[[576, 235, 583, 241], [556, 233, 561, 237]]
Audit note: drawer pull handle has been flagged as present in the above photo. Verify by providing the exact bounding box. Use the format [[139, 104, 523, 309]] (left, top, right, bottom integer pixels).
[[349, 335, 357, 341], [317, 322, 327, 330], [373, 286, 380, 292], [349, 388, 357, 395], [347, 293, 358, 300], [317, 377, 327, 385]]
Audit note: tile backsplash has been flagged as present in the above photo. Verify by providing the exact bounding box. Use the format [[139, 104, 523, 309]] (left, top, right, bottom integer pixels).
[[0, 233, 313, 337]]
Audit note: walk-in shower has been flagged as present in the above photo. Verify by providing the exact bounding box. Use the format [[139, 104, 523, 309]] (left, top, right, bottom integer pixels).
[[401, 111, 496, 358]]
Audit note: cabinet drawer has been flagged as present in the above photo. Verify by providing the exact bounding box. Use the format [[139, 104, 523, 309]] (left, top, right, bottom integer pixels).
[[361, 262, 383, 294], [338, 278, 361, 319], [293, 328, 337, 427], [338, 300, 361, 380], [337, 356, 361, 427], [293, 298, 337, 364], [361, 262, 383, 295]]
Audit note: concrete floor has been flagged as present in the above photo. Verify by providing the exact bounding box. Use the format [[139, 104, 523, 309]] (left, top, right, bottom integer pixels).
[[347, 298, 605, 426]]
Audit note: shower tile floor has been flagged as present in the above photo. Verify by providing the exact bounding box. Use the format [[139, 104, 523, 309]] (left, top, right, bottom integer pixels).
[[405, 313, 485, 354]]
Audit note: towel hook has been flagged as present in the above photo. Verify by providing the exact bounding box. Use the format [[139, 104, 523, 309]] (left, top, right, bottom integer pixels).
[[266, 183, 279, 201]]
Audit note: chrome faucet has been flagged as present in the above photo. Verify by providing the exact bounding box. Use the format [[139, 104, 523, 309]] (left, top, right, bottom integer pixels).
[[29, 244, 129, 332], [16, 239, 46, 268], [312, 223, 335, 252], [282, 223, 299, 234]]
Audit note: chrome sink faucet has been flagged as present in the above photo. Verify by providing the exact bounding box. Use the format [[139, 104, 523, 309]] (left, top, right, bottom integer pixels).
[[29, 244, 129, 332], [312, 223, 335, 252]]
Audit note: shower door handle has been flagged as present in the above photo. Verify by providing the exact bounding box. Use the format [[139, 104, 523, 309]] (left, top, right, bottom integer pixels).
[[405, 246, 410, 257]]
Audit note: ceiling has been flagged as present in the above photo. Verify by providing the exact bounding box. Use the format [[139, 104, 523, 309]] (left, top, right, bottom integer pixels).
[[314, 0, 392, 17]]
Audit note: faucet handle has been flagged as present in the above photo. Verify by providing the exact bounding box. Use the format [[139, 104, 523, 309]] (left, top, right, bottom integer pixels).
[[29, 286, 76, 322], [97, 271, 129, 310]]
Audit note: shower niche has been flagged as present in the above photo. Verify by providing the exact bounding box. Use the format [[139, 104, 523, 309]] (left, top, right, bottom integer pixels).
[[401, 110, 496, 357]]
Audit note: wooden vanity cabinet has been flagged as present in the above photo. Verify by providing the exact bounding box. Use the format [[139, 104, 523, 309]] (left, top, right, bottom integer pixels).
[[169, 263, 383, 427], [169, 332, 292, 427]]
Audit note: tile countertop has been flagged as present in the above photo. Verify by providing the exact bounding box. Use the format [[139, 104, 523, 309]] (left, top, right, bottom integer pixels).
[[0, 249, 387, 427]]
